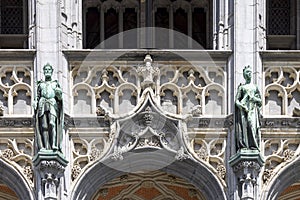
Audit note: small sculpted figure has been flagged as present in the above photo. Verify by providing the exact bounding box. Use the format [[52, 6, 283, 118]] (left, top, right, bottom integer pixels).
[[34, 64, 63, 152], [235, 66, 262, 151]]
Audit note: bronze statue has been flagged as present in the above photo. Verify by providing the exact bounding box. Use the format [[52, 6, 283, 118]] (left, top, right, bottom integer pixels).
[[235, 66, 262, 151], [34, 64, 63, 152]]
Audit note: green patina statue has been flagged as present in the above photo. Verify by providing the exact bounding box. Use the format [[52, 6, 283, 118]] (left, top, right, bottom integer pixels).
[[34, 63, 63, 152], [235, 66, 262, 151]]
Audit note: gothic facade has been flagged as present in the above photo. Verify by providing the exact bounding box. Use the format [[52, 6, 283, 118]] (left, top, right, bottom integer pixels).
[[0, 0, 300, 199]]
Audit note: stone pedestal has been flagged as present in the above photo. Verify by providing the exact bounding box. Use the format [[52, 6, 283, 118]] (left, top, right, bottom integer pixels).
[[229, 149, 264, 200], [33, 151, 68, 200]]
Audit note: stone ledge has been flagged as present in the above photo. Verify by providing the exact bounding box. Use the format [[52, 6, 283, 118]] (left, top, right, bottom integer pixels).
[[229, 149, 265, 168], [33, 150, 68, 167]]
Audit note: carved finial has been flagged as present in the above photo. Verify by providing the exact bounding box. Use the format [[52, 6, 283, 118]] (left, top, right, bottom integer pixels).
[[137, 54, 159, 88], [101, 69, 109, 82], [187, 69, 195, 83], [144, 54, 152, 64], [0, 105, 4, 116]]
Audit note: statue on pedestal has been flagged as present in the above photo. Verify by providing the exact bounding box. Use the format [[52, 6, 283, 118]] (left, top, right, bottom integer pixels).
[[33, 63, 64, 152], [235, 66, 262, 151]]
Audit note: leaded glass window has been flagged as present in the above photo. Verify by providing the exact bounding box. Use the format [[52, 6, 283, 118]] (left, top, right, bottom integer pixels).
[[0, 0, 24, 34], [268, 0, 290, 35]]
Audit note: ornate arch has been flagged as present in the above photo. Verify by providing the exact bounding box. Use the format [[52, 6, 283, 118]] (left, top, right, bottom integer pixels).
[[71, 90, 226, 200], [262, 158, 300, 200], [71, 155, 226, 200], [0, 159, 35, 200]]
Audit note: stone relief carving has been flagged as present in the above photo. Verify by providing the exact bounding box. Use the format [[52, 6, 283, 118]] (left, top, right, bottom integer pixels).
[[37, 160, 66, 199], [262, 137, 300, 183], [264, 66, 300, 116], [70, 56, 227, 186], [0, 138, 34, 186], [137, 54, 159, 88], [71, 56, 226, 117], [71, 136, 110, 181], [0, 65, 32, 116], [110, 105, 186, 161], [188, 136, 227, 184]]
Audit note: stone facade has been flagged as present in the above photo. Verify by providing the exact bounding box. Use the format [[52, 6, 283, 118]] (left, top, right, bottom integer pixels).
[[0, 0, 300, 199]]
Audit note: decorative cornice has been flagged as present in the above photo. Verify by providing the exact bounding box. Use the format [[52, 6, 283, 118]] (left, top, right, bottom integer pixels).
[[63, 49, 232, 62], [261, 118, 300, 128], [0, 50, 36, 61], [260, 50, 300, 61], [64, 115, 110, 128], [232, 160, 261, 173], [0, 118, 33, 127], [187, 117, 230, 128]]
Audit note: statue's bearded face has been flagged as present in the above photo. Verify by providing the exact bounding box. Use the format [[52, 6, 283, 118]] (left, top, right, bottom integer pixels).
[[44, 66, 53, 78]]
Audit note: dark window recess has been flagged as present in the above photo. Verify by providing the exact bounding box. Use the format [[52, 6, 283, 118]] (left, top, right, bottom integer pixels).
[[174, 8, 188, 48], [123, 8, 137, 48], [268, 0, 290, 35], [155, 7, 169, 28], [1, 0, 24, 34], [155, 7, 169, 48], [105, 8, 119, 39], [193, 8, 206, 48], [86, 7, 100, 49]]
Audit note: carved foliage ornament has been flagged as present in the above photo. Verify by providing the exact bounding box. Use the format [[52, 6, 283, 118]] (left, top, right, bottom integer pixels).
[[262, 138, 300, 183], [0, 138, 34, 186], [189, 137, 227, 183]]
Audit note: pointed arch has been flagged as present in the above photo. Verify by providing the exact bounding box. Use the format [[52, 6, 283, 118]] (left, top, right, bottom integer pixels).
[[0, 159, 35, 200], [262, 158, 300, 200], [71, 155, 226, 200]]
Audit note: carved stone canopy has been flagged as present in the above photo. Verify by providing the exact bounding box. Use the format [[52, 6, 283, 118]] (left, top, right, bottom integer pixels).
[[229, 149, 264, 200], [102, 92, 190, 164], [33, 151, 68, 200]]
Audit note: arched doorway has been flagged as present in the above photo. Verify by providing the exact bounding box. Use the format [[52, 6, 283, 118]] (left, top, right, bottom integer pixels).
[[262, 159, 300, 200], [0, 159, 35, 200], [92, 171, 205, 200], [277, 181, 300, 200], [0, 184, 18, 200], [71, 156, 226, 200]]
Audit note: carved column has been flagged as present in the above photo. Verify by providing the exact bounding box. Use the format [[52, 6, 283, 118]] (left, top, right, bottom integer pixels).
[[33, 152, 68, 200], [229, 150, 264, 200]]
